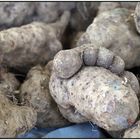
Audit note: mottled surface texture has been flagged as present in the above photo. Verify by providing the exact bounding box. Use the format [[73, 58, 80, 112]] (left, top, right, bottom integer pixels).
[[77, 8, 140, 68], [0, 11, 70, 73], [20, 63, 69, 128], [50, 45, 139, 131]]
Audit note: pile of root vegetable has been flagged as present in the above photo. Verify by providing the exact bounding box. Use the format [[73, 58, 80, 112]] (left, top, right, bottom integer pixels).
[[0, 2, 140, 138]]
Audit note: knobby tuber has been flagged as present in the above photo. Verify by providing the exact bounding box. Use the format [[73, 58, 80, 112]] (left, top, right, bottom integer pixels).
[[0, 2, 35, 28], [49, 44, 139, 131], [0, 11, 70, 73], [20, 62, 69, 128], [0, 68, 37, 138], [77, 8, 140, 69]]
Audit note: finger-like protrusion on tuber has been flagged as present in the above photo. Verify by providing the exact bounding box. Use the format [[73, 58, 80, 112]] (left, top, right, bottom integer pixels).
[[53, 49, 83, 79], [77, 8, 140, 69], [109, 56, 125, 75], [97, 47, 114, 68], [83, 47, 98, 66]]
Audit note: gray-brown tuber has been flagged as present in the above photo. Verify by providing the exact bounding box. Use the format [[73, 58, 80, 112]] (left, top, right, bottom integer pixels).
[[0, 11, 70, 73], [49, 44, 139, 132]]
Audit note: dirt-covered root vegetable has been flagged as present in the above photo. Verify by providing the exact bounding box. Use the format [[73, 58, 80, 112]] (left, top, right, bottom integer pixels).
[[33, 2, 75, 23], [0, 2, 35, 28], [0, 68, 20, 103], [50, 44, 139, 131], [123, 120, 140, 138], [134, 2, 140, 34], [77, 8, 140, 69], [0, 92, 37, 138], [0, 11, 70, 73], [20, 63, 69, 128]]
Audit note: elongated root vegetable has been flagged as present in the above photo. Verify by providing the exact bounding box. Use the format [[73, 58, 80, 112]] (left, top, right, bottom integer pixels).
[[20, 61, 69, 128], [77, 8, 140, 69], [123, 120, 140, 138], [49, 44, 139, 131], [0, 11, 70, 73], [0, 2, 35, 28]]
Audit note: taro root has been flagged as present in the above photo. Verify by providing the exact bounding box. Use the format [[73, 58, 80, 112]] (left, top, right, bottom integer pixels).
[[0, 2, 35, 28], [20, 61, 69, 128], [123, 120, 140, 138], [0, 11, 70, 73], [77, 8, 140, 69], [49, 44, 139, 132]]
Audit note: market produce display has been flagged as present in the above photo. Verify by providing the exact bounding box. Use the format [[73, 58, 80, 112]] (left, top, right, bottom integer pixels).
[[0, 1, 139, 138]]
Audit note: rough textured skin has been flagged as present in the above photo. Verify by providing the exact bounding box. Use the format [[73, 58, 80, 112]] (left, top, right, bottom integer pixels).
[[134, 2, 140, 34], [53, 49, 83, 79], [0, 11, 70, 73], [123, 120, 140, 138], [77, 8, 140, 69], [0, 69, 20, 103], [20, 63, 69, 128], [0, 93, 37, 138], [49, 45, 139, 131], [34, 2, 75, 23], [0, 2, 35, 28]]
